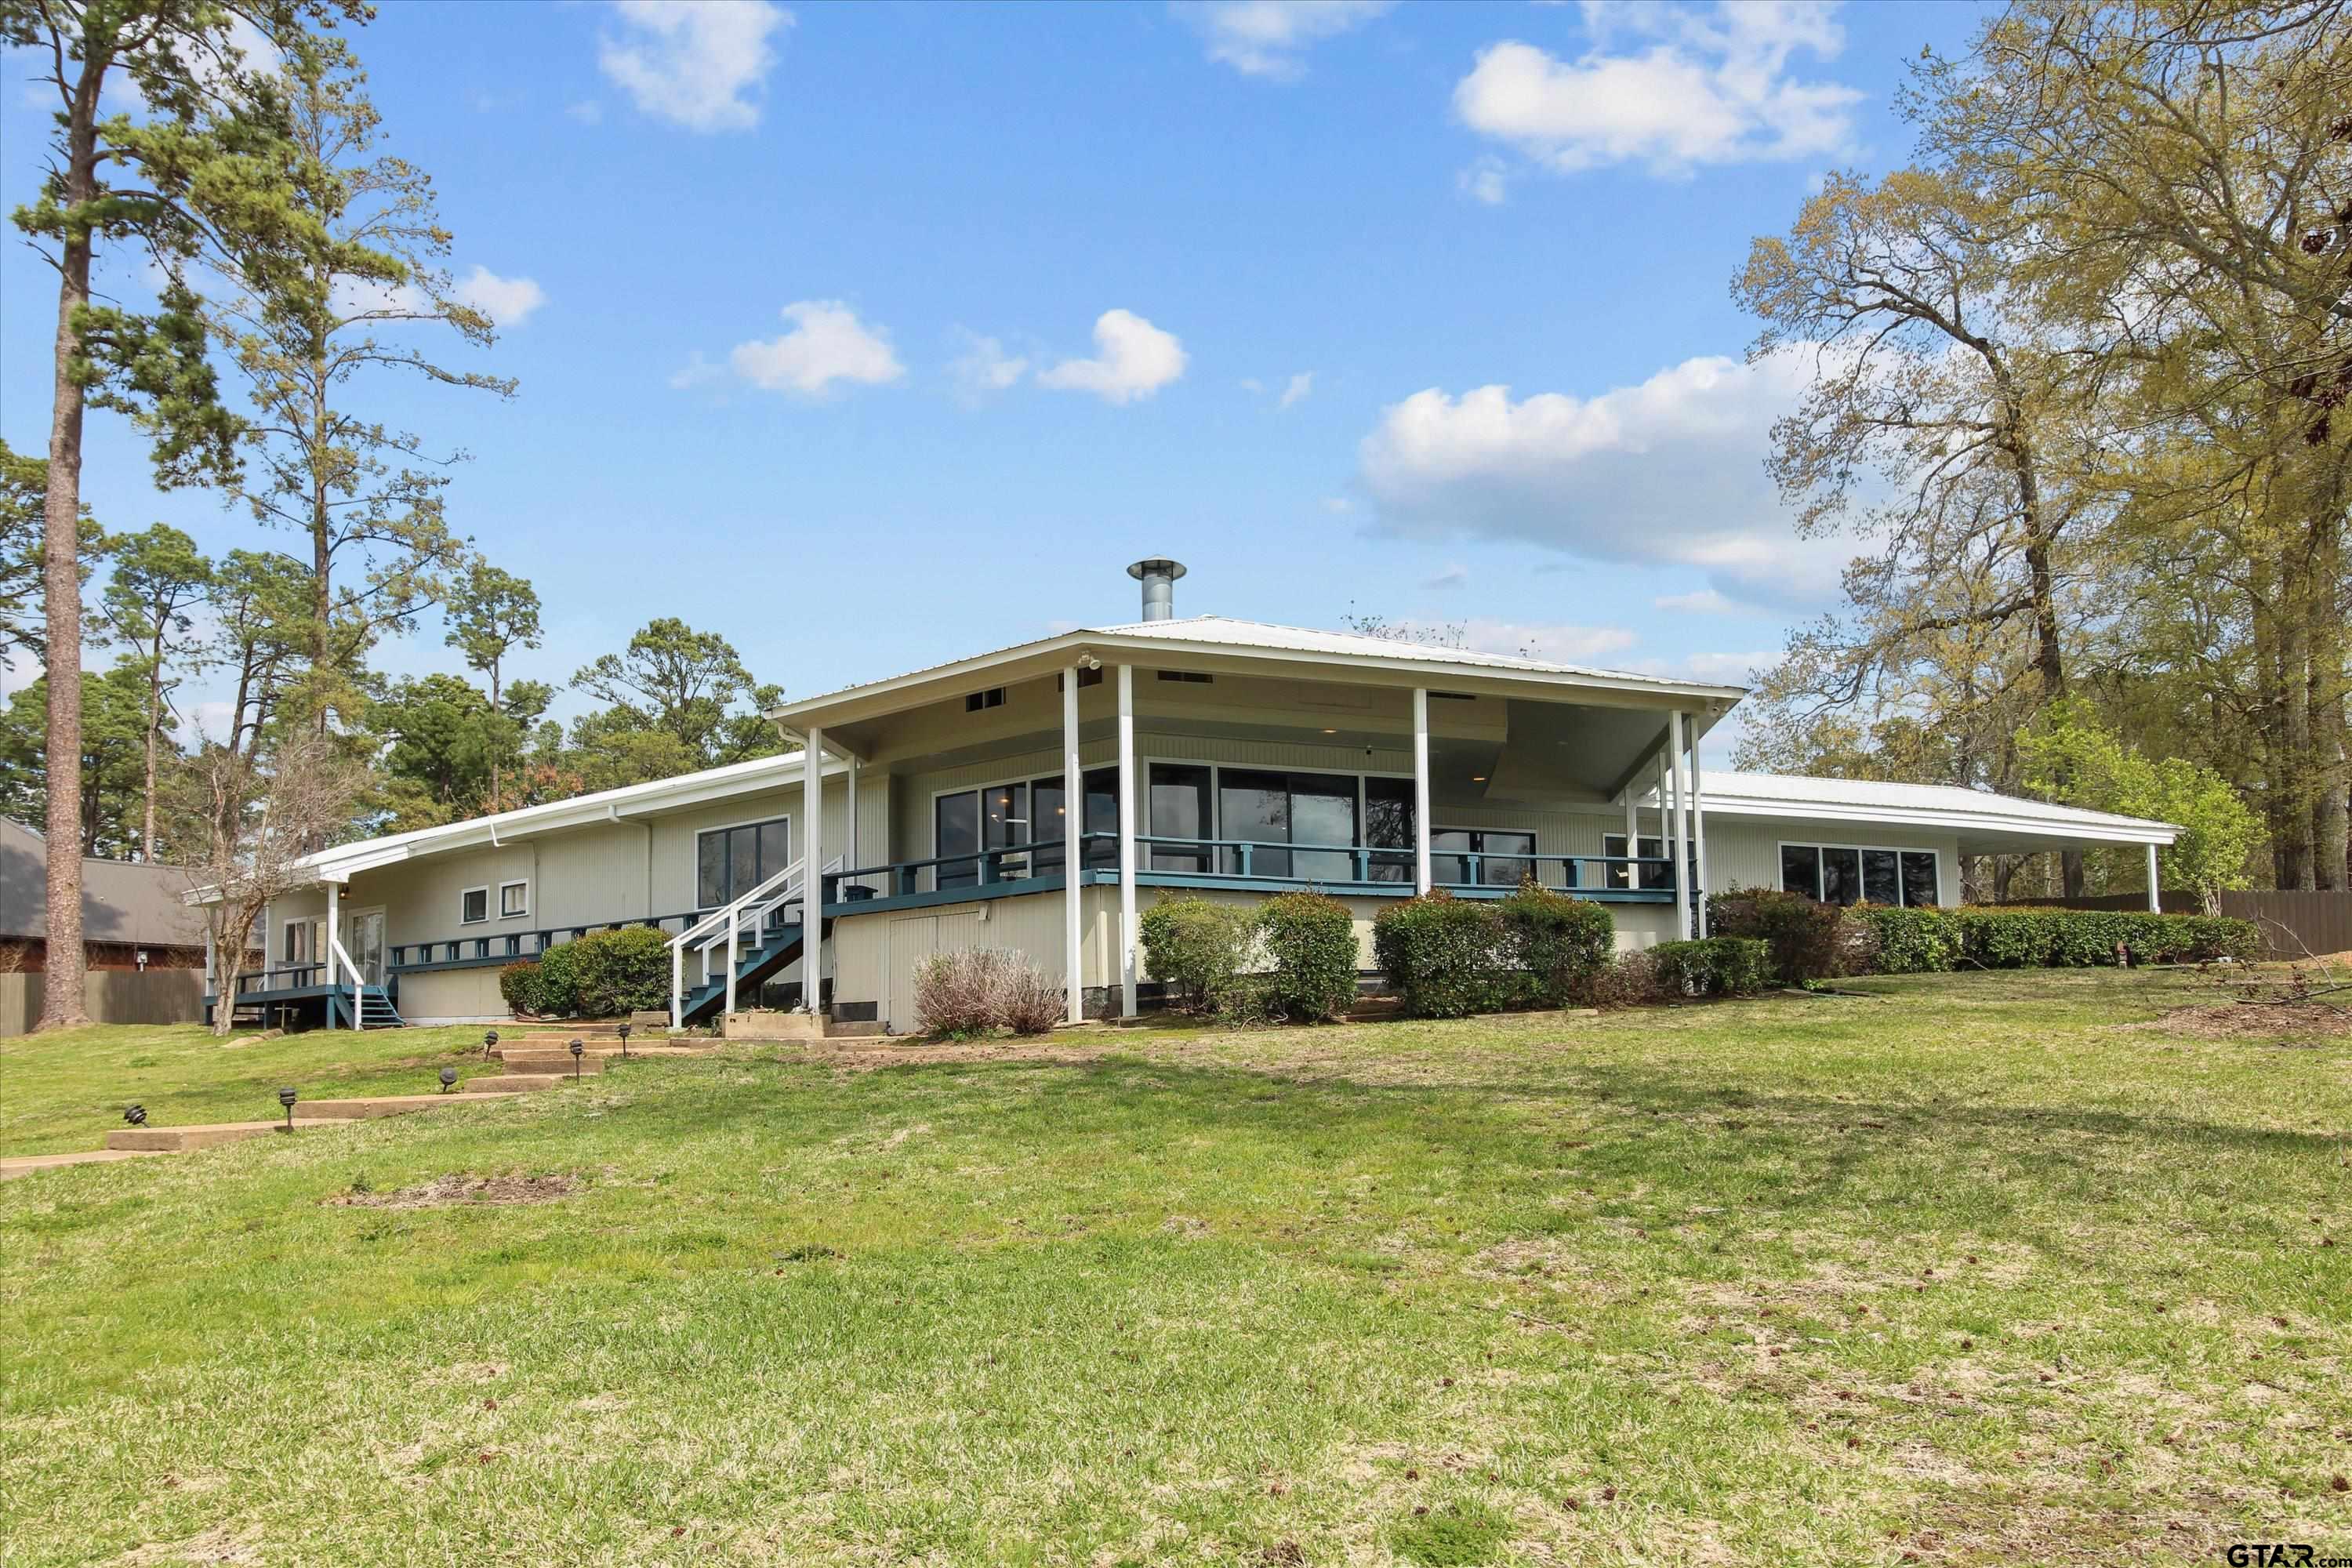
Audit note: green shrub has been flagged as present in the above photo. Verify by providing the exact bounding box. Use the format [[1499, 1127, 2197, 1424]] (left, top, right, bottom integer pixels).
[[1253, 892, 1360, 1022], [1707, 888, 1846, 985], [531, 941, 583, 1017], [567, 926, 670, 1017], [1373, 893, 1512, 1018], [1497, 881, 1615, 1007], [498, 961, 545, 1015], [1139, 896, 1251, 1013], [1650, 936, 1773, 997], [1584, 948, 1666, 1008], [1948, 906, 2259, 968], [1847, 904, 1962, 974]]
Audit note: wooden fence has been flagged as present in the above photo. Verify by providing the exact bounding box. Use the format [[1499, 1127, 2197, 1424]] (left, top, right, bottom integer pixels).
[[2001, 890, 2352, 960], [0, 969, 204, 1036]]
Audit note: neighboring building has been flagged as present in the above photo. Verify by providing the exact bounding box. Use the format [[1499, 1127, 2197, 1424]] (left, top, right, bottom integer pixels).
[[207, 562, 2179, 1031], [0, 818, 210, 972]]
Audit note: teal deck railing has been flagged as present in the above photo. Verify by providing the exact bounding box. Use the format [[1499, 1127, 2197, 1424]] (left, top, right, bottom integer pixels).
[[385, 907, 794, 972], [829, 831, 1676, 909]]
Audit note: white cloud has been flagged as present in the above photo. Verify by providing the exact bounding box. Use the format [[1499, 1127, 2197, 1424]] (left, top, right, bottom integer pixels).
[[1453, 2, 1860, 176], [599, 0, 790, 133], [452, 266, 546, 328], [1457, 156, 1509, 205], [567, 99, 604, 125], [1278, 371, 1314, 409], [948, 330, 1029, 403], [1353, 348, 1851, 608], [1181, 0, 1393, 79], [1425, 563, 1470, 590], [727, 300, 904, 396], [1678, 650, 1773, 684], [1653, 587, 1737, 614], [1460, 619, 1639, 662], [1322, 496, 1354, 514], [1038, 310, 1187, 405]]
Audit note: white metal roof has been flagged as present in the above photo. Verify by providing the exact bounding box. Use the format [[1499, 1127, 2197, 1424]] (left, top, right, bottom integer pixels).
[[1668, 770, 2177, 847]]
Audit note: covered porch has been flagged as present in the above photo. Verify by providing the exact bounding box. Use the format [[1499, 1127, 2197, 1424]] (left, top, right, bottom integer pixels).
[[764, 614, 1744, 1025]]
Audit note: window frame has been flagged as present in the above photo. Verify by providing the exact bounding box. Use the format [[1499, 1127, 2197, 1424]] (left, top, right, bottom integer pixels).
[[498, 879, 530, 920], [694, 815, 793, 912], [1602, 832, 1677, 891], [1776, 840, 1943, 908], [459, 885, 490, 925], [1431, 826, 1536, 887]]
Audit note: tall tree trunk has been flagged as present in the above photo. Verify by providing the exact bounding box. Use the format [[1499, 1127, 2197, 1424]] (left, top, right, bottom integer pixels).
[[142, 634, 164, 861], [36, 99, 99, 1031], [2308, 499, 2347, 891]]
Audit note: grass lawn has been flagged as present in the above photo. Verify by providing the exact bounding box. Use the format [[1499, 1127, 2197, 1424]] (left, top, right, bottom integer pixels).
[[2, 970, 2346, 1565]]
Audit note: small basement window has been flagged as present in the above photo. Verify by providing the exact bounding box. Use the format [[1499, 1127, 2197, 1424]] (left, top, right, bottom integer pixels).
[[499, 880, 529, 918], [964, 687, 1006, 713], [460, 886, 489, 924]]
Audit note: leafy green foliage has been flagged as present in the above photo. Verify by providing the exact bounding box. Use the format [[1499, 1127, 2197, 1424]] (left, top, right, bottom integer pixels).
[[1837, 904, 2262, 971], [1496, 881, 1615, 1007], [1708, 888, 1848, 985], [567, 927, 673, 1018], [0, 667, 155, 857], [1650, 937, 1773, 998], [1846, 904, 1962, 975], [0, 437, 104, 663], [529, 942, 583, 1019], [2019, 702, 2264, 909], [498, 961, 546, 1017], [1138, 896, 1251, 1014], [569, 617, 784, 784], [1251, 892, 1359, 1022], [1372, 893, 1511, 1019]]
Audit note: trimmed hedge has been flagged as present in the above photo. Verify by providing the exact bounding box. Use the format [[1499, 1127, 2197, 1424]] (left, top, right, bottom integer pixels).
[[1842, 904, 2259, 971], [1497, 881, 1615, 1007], [570, 926, 672, 1017], [1139, 896, 1252, 1014], [1254, 892, 1360, 1022], [1373, 893, 1512, 1018], [1651, 936, 1772, 998], [1708, 888, 1847, 985], [499, 960, 545, 1015]]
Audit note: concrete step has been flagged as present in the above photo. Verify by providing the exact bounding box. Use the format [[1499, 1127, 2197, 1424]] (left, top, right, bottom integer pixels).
[[295, 1091, 527, 1120], [826, 1019, 887, 1039], [472, 1073, 561, 1091], [0, 1149, 169, 1181], [107, 1120, 343, 1152], [496, 1051, 604, 1076]]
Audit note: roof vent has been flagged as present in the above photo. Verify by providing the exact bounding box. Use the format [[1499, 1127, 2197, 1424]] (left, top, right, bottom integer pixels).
[[1127, 557, 1186, 622]]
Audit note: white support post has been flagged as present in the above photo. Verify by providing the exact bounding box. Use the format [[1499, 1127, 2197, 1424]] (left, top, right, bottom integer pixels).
[[724, 906, 739, 1018], [1669, 712, 1692, 939], [2146, 844, 2161, 913], [846, 754, 861, 890], [670, 943, 683, 1031], [324, 879, 342, 1026], [1623, 783, 1639, 887], [204, 928, 217, 1022], [1689, 714, 1709, 938], [1116, 665, 1139, 1018], [804, 725, 825, 1015], [1412, 688, 1432, 894], [1662, 729, 1686, 941], [1062, 663, 1084, 1025]]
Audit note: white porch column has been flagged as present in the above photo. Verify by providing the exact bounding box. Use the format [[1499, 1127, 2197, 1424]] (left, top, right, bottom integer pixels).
[[1412, 688, 1432, 894], [1062, 663, 1084, 1025], [1664, 717, 1689, 940], [1116, 665, 1139, 1018], [846, 754, 860, 887], [803, 724, 824, 1015], [204, 927, 217, 1021], [1689, 715, 1709, 938], [323, 879, 342, 1026], [1622, 784, 1638, 886], [2146, 844, 2161, 913]]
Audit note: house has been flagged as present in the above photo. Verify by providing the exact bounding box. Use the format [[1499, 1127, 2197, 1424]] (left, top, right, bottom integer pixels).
[[205, 561, 2178, 1031], [2, 818, 212, 973]]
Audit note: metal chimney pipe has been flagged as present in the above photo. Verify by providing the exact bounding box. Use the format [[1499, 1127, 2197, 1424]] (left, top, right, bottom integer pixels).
[[1127, 557, 1187, 622]]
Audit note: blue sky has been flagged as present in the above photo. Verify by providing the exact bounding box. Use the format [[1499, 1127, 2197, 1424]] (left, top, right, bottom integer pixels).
[[1, 0, 1983, 753]]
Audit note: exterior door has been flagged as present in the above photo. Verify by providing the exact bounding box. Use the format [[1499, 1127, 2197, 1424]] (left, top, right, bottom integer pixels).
[[883, 910, 984, 1033], [343, 909, 387, 987]]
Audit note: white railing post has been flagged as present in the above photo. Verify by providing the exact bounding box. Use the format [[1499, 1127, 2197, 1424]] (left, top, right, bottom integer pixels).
[[804, 725, 825, 1015], [724, 906, 739, 1018], [1116, 664, 1138, 1018], [670, 942, 683, 1030], [2146, 844, 2161, 913], [1689, 712, 1708, 937], [1667, 712, 1690, 939], [1413, 688, 1432, 895]]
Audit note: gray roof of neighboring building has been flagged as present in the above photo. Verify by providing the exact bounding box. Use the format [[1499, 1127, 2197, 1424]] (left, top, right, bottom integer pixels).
[[0, 818, 208, 947]]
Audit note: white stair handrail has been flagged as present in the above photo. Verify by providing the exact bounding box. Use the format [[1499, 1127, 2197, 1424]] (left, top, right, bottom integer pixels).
[[669, 855, 806, 1028], [688, 853, 843, 956], [327, 931, 362, 1029]]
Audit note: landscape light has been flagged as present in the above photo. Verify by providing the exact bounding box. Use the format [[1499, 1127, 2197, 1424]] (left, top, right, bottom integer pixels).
[[278, 1084, 297, 1131], [569, 1038, 584, 1080], [617, 1022, 633, 1058], [122, 1104, 147, 1127], [483, 1029, 499, 1060], [439, 1065, 459, 1094]]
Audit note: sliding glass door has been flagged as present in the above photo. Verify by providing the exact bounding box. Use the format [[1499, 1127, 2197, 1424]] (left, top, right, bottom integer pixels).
[[1215, 769, 1359, 880]]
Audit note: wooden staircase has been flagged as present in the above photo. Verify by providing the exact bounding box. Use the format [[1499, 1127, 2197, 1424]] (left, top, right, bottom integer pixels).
[[676, 919, 819, 1025], [328, 985, 410, 1029]]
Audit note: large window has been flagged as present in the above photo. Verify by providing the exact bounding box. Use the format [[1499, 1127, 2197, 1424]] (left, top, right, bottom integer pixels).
[[699, 817, 791, 909], [1218, 769, 1359, 880], [1780, 843, 1940, 907], [1602, 833, 1674, 891], [935, 768, 1119, 890], [1432, 828, 1535, 887], [1364, 776, 1416, 882], [1149, 764, 1214, 872]]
